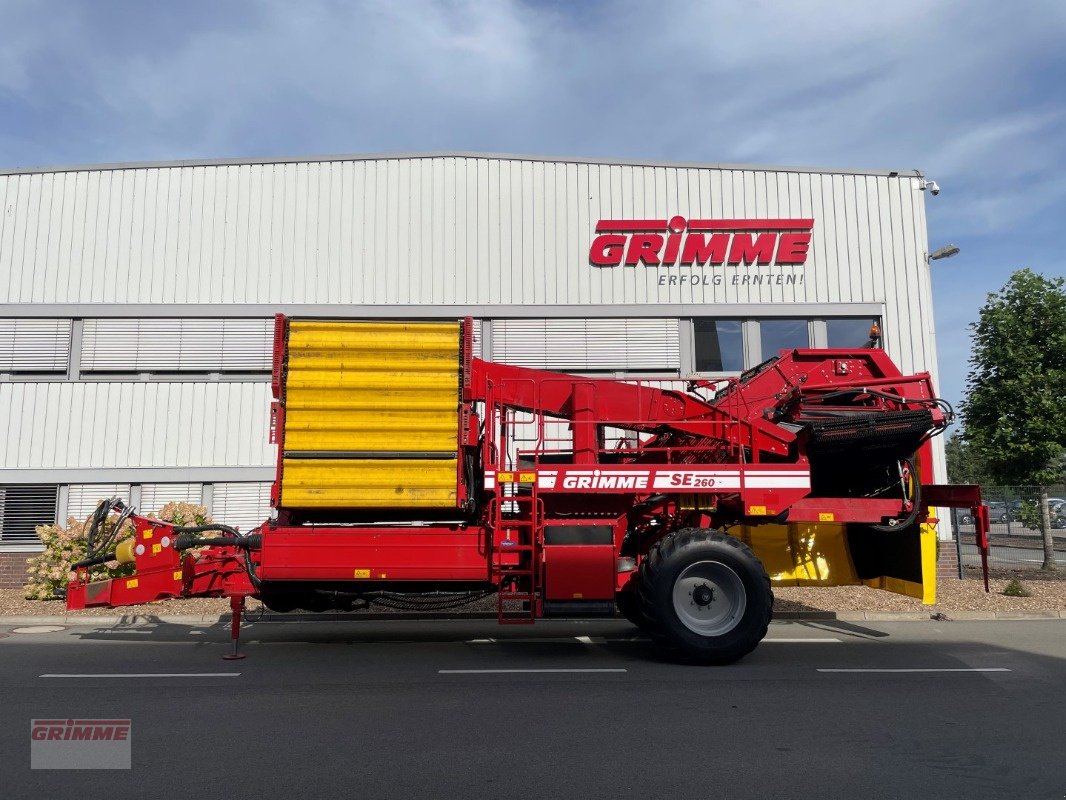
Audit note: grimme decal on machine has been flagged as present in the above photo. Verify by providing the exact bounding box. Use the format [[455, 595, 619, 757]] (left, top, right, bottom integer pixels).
[[589, 216, 814, 285], [486, 466, 812, 492]]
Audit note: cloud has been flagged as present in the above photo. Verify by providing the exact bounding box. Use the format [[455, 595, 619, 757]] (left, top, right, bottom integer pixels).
[[1, 0, 1064, 406]]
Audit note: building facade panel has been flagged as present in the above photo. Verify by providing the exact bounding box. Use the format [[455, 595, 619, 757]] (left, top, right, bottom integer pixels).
[[1, 157, 928, 314], [0, 382, 274, 470], [0, 152, 946, 571]]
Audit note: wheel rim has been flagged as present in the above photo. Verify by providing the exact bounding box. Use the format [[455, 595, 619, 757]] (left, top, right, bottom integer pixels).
[[671, 560, 747, 637]]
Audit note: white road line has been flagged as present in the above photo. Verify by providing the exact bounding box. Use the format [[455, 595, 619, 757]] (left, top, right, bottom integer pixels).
[[40, 673, 242, 678], [439, 668, 627, 674], [575, 635, 594, 644], [763, 638, 841, 643], [817, 668, 1010, 673]]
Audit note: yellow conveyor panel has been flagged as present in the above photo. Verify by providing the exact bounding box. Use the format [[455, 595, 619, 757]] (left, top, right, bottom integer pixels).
[[281, 459, 459, 509], [279, 320, 463, 509]]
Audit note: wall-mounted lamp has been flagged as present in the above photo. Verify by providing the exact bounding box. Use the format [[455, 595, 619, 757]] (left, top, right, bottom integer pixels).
[[928, 244, 960, 262]]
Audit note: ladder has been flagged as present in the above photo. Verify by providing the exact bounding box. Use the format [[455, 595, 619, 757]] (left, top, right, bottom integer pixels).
[[491, 482, 542, 624]]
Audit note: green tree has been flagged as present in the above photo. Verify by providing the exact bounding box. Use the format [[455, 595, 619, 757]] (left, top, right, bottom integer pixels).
[[961, 269, 1066, 570], [944, 430, 989, 485]]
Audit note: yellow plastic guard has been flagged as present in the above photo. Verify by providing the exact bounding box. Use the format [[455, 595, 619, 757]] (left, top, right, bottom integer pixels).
[[280, 320, 461, 509], [281, 459, 458, 508], [735, 518, 935, 604]]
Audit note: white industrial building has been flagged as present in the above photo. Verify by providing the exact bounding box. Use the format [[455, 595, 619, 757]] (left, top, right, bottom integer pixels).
[[0, 152, 943, 585]]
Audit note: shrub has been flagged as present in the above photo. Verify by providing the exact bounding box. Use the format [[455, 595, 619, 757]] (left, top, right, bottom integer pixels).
[[1002, 578, 1031, 597], [23, 500, 211, 601]]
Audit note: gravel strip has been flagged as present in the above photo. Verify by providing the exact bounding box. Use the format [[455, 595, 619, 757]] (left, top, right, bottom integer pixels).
[[3, 568, 1064, 620]]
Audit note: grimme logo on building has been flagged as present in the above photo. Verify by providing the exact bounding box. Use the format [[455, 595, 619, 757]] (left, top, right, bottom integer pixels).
[[30, 718, 132, 770], [589, 216, 814, 267]]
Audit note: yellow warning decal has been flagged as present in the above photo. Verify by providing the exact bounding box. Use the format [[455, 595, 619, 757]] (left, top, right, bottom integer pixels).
[[173, 571, 183, 582], [819, 512, 835, 522], [152, 543, 162, 554], [748, 505, 767, 516], [354, 569, 371, 579], [142, 532, 152, 540], [518, 472, 536, 483], [497, 472, 514, 483], [125, 578, 139, 589]]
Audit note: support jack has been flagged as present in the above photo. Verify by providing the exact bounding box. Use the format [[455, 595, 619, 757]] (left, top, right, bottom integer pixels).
[[223, 595, 247, 660]]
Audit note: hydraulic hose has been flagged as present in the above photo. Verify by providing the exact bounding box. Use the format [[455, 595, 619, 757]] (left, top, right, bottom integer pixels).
[[71, 552, 117, 569]]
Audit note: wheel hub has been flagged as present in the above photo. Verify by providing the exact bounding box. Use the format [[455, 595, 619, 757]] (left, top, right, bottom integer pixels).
[[672, 560, 746, 637], [691, 583, 715, 606]]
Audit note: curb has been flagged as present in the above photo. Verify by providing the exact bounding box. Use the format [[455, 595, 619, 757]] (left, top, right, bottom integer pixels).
[[2, 611, 1065, 626]]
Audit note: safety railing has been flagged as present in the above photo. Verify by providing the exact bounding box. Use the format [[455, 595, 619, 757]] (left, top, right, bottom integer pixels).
[[482, 375, 757, 474]]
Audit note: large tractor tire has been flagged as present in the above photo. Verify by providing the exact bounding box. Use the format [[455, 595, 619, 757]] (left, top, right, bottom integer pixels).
[[638, 528, 772, 664], [616, 588, 657, 633]]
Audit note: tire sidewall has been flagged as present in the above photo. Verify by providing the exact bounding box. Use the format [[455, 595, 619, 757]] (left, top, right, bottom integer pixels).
[[642, 530, 771, 664]]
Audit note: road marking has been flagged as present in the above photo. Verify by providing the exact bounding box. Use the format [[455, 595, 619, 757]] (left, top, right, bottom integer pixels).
[[40, 673, 242, 678], [817, 668, 1010, 673], [764, 638, 841, 643], [575, 635, 595, 644], [439, 668, 627, 674]]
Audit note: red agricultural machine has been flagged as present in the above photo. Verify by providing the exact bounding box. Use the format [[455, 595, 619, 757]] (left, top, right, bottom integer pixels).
[[67, 316, 990, 663]]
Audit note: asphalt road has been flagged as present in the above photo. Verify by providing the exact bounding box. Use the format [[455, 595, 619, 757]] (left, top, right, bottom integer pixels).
[[2, 618, 1065, 800]]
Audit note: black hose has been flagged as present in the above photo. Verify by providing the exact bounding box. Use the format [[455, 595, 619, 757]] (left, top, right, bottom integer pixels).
[[870, 459, 922, 533], [171, 523, 242, 538], [172, 527, 263, 590], [72, 552, 116, 569]]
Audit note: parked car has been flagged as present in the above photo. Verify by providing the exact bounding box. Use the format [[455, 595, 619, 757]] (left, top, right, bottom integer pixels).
[[985, 501, 1011, 524]]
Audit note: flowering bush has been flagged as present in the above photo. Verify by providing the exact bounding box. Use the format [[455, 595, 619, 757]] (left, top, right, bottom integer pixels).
[[23, 500, 211, 600]]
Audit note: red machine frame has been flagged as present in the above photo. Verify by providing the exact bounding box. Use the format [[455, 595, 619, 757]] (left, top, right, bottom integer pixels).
[[67, 315, 991, 659]]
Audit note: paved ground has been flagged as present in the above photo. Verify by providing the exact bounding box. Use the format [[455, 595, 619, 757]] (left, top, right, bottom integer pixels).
[[1, 618, 1065, 799]]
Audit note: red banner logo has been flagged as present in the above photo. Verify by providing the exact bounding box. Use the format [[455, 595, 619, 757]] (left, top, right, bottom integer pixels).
[[589, 216, 814, 268]]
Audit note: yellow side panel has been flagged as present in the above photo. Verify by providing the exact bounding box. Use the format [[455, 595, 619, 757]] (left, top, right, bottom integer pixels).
[[738, 523, 859, 586], [281, 459, 458, 509], [860, 519, 938, 604], [732, 515, 936, 604], [284, 409, 457, 452], [281, 321, 461, 508]]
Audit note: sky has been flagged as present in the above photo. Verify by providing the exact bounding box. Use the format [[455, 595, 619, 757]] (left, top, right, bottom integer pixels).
[[1, 0, 1064, 412]]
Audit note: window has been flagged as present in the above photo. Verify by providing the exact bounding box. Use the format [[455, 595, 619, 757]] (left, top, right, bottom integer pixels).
[[66, 484, 132, 524], [139, 484, 203, 516], [827, 318, 880, 348], [694, 320, 743, 372], [0, 485, 58, 544], [212, 483, 272, 532], [81, 319, 273, 375], [0, 319, 71, 374], [492, 318, 681, 373], [759, 319, 810, 357]]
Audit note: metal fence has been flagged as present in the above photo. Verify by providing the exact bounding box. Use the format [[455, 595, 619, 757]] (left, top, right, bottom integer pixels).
[[954, 485, 1066, 571]]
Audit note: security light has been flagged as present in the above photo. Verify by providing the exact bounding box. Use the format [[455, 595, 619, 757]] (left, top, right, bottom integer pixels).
[[928, 244, 960, 261]]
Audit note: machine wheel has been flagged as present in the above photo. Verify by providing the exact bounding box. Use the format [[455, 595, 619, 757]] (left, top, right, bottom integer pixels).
[[616, 588, 657, 632], [638, 528, 772, 665]]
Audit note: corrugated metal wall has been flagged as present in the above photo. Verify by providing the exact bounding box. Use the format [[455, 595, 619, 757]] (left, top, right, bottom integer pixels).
[[0, 382, 273, 469], [0, 154, 941, 516], [0, 157, 931, 368]]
